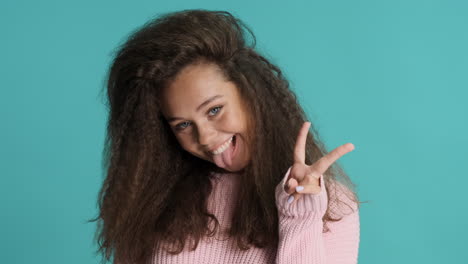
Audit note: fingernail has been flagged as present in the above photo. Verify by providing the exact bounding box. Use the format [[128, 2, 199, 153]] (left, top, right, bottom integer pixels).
[[287, 196, 294, 204], [296, 186, 304, 192]]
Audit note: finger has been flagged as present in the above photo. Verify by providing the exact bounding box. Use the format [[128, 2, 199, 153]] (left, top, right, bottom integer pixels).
[[290, 163, 308, 183], [288, 178, 322, 204], [293, 122, 311, 164], [312, 143, 355, 175], [295, 181, 322, 195], [288, 192, 303, 204], [285, 177, 299, 194]]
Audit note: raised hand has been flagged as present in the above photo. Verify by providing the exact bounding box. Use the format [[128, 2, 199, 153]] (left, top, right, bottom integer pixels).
[[284, 122, 355, 204]]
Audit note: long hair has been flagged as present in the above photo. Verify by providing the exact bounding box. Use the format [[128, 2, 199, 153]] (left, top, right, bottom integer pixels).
[[88, 9, 363, 264]]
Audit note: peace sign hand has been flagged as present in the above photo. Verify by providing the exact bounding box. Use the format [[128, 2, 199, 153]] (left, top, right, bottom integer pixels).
[[284, 122, 355, 204]]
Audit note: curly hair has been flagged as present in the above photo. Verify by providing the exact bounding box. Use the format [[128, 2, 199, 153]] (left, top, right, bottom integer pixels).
[[88, 9, 363, 264]]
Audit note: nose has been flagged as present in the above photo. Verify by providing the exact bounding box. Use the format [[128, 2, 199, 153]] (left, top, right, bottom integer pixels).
[[197, 124, 217, 147]]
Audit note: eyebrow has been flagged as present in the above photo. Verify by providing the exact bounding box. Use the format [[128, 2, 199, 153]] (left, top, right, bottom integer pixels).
[[167, 95, 223, 123]]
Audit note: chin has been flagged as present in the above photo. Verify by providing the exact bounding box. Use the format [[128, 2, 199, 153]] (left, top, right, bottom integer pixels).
[[225, 162, 248, 173]]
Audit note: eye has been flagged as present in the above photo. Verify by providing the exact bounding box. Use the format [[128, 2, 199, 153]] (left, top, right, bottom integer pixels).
[[175, 121, 191, 131], [208, 106, 223, 116]]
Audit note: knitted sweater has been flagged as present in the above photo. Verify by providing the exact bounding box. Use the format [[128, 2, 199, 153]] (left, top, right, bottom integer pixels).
[[151, 167, 360, 264]]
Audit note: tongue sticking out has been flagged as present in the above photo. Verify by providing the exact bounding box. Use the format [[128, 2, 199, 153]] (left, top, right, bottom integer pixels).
[[213, 136, 236, 169]]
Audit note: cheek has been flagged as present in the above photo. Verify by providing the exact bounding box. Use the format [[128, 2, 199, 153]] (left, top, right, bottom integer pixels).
[[230, 117, 248, 135], [219, 116, 235, 130], [177, 135, 209, 160], [175, 134, 195, 151], [221, 109, 246, 131], [177, 133, 207, 156]]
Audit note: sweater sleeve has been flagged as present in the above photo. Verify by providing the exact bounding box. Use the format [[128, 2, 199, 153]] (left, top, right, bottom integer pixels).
[[275, 167, 360, 264]]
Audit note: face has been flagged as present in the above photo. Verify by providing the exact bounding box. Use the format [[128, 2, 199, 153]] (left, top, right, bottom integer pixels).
[[160, 62, 252, 173]]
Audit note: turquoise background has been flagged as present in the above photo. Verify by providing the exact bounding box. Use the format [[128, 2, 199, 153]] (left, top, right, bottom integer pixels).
[[1, 0, 467, 263]]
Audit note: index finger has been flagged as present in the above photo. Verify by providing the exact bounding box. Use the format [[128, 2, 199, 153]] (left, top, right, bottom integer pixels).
[[312, 143, 355, 175], [293, 122, 311, 164]]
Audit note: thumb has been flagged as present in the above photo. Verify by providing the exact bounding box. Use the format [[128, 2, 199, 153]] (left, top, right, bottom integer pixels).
[[284, 177, 299, 194]]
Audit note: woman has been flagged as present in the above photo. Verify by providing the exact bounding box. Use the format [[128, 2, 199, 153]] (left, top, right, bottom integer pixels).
[[90, 9, 362, 264]]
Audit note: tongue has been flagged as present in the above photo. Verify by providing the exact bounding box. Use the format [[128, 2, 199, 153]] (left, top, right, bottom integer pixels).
[[213, 137, 235, 169]]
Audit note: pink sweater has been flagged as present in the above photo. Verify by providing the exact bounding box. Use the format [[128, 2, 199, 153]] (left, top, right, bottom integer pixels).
[[151, 167, 360, 263]]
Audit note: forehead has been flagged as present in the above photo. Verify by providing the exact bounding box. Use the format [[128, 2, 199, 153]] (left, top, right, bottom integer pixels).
[[161, 62, 238, 112]]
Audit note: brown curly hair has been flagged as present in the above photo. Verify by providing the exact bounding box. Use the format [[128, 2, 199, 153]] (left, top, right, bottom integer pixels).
[[88, 8, 363, 264]]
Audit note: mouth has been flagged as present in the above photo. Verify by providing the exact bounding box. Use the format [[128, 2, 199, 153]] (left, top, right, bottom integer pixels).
[[210, 135, 236, 155], [209, 134, 239, 169]]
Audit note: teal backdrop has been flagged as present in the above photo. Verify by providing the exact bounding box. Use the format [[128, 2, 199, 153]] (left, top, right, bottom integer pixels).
[[1, 0, 467, 263]]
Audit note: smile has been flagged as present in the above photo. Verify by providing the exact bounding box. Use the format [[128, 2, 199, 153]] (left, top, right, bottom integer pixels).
[[211, 136, 234, 155]]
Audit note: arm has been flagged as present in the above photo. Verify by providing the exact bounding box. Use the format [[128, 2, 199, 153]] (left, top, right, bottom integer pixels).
[[275, 167, 360, 264]]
